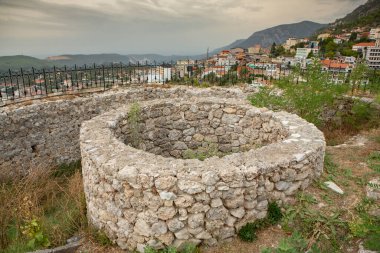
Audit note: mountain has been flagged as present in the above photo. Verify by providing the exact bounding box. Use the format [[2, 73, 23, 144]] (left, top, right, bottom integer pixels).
[[0, 55, 54, 73], [46, 54, 195, 67], [334, 0, 380, 27], [0, 54, 200, 72], [215, 21, 327, 50], [329, 0, 380, 32]]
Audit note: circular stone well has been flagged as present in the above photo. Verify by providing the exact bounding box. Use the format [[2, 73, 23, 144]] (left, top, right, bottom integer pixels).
[[80, 97, 325, 251]]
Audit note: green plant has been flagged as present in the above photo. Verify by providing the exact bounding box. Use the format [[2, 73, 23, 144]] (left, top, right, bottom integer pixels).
[[367, 151, 380, 173], [324, 153, 338, 176], [267, 202, 283, 225], [127, 102, 141, 148], [143, 243, 198, 253], [282, 193, 348, 251], [0, 168, 87, 252], [261, 231, 320, 253], [52, 160, 81, 177], [21, 218, 50, 250], [238, 220, 262, 242], [90, 228, 113, 246], [183, 142, 224, 161], [238, 202, 283, 242], [350, 197, 380, 251]]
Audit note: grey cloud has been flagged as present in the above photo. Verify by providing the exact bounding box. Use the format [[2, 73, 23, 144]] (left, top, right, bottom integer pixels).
[[0, 0, 368, 57]]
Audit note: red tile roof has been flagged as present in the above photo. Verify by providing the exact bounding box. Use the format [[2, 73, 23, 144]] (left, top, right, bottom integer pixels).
[[353, 42, 376, 47], [321, 59, 349, 69]]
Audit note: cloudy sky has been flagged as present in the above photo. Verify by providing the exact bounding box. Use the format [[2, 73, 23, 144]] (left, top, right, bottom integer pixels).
[[0, 0, 367, 58]]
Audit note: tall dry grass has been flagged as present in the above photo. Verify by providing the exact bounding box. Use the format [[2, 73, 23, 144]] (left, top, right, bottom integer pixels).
[[0, 162, 87, 252]]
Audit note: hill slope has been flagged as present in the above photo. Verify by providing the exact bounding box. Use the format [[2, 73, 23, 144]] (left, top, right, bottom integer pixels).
[[217, 21, 326, 50], [322, 0, 380, 34], [334, 0, 380, 28], [0, 55, 53, 73]]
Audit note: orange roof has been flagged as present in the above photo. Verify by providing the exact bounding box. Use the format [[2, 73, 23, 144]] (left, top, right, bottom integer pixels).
[[321, 59, 349, 69], [353, 42, 376, 47]]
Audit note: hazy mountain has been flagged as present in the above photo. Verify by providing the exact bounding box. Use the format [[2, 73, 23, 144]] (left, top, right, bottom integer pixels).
[[0, 54, 200, 72], [216, 21, 327, 50], [46, 54, 195, 67], [0, 55, 54, 73]]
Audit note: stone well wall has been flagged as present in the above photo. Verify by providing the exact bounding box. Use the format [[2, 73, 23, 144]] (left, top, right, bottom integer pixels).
[[0, 86, 246, 178], [80, 97, 325, 252], [116, 101, 288, 158]]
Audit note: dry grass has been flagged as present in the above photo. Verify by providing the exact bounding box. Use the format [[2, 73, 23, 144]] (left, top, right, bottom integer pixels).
[[0, 163, 86, 252]]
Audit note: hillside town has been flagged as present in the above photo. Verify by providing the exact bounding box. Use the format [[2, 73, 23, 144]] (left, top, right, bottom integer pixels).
[[173, 26, 380, 85]]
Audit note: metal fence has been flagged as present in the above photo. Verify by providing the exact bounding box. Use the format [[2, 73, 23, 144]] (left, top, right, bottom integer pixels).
[[1, 62, 379, 105]]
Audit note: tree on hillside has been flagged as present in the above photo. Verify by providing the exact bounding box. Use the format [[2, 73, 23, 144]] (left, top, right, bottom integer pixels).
[[349, 32, 358, 42], [270, 43, 277, 57], [307, 51, 314, 59]]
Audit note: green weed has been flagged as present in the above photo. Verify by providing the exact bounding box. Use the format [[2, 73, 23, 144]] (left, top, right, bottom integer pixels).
[[238, 202, 283, 242]]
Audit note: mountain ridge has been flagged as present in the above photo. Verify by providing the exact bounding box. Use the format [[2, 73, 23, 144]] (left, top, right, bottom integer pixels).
[[214, 21, 327, 51]]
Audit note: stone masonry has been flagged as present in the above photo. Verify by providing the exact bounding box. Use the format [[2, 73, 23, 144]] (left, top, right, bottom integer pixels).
[[80, 97, 326, 252], [0, 87, 247, 178]]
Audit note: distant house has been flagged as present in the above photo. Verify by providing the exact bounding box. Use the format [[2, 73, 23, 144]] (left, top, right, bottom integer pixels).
[[284, 38, 298, 50], [230, 48, 245, 54], [321, 59, 351, 73], [344, 56, 356, 64], [352, 42, 376, 52], [317, 33, 331, 40], [202, 66, 230, 78], [370, 28, 380, 40], [247, 45, 261, 55]]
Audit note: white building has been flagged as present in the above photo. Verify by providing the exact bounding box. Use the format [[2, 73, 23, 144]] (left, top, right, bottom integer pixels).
[[344, 56, 356, 64], [146, 66, 172, 83], [370, 28, 380, 40], [366, 39, 380, 69], [295, 48, 312, 59]]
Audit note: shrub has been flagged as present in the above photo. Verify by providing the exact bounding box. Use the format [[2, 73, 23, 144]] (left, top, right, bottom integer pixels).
[[267, 202, 283, 225], [238, 202, 283, 242]]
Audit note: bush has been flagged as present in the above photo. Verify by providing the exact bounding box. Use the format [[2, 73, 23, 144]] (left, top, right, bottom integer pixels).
[[267, 202, 283, 225], [238, 202, 283, 242]]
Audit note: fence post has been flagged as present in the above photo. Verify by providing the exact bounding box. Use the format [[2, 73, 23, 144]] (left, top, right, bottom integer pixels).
[[120, 62, 124, 86], [102, 65, 106, 90], [42, 68, 48, 95], [53, 66, 58, 91], [20, 68, 26, 96]]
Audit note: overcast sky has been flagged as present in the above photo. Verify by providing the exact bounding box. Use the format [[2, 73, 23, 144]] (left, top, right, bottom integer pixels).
[[0, 0, 367, 58]]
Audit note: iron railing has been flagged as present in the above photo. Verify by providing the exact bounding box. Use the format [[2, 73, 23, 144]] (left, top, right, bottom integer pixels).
[[0, 62, 379, 105]]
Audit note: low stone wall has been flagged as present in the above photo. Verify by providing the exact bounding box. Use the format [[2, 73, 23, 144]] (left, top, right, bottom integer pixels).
[[0, 86, 247, 178], [80, 97, 325, 252]]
